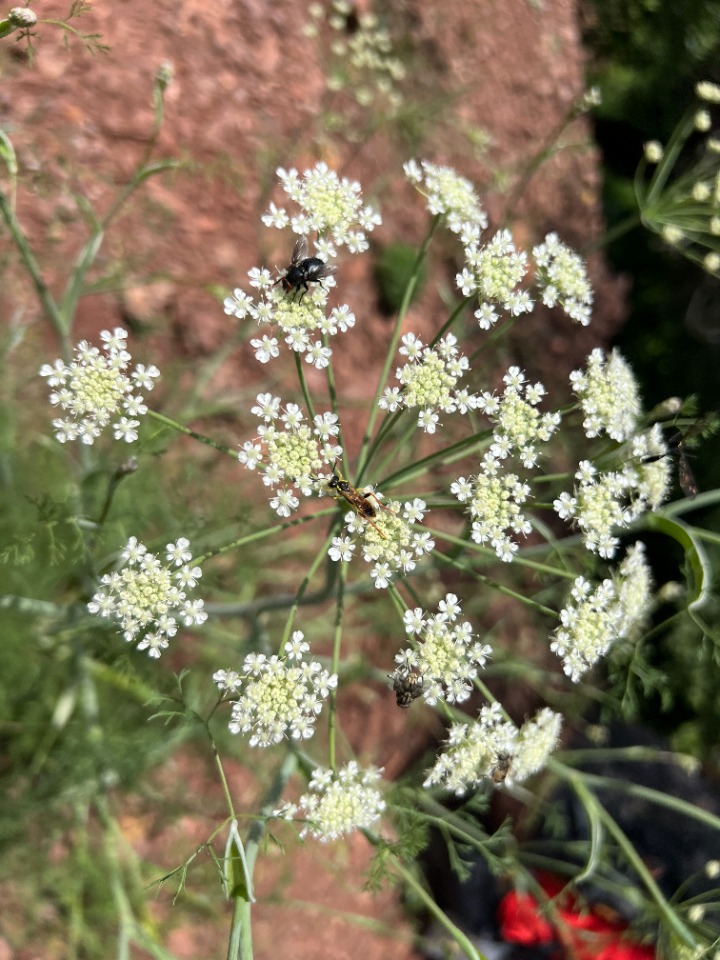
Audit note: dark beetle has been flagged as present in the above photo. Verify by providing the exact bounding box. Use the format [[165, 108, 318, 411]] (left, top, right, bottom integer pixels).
[[275, 235, 337, 302]]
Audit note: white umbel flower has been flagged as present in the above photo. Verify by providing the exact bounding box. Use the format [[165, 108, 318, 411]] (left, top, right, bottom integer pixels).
[[39, 327, 159, 445], [87, 537, 207, 657], [275, 761, 385, 842]]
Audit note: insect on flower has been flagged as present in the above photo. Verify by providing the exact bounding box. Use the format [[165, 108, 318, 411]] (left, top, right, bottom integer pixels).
[[312, 459, 387, 537], [275, 236, 337, 303], [489, 753, 512, 784], [390, 668, 424, 708], [642, 415, 717, 499]]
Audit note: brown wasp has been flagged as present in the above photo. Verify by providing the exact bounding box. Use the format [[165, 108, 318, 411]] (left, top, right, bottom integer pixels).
[[390, 668, 424, 708], [311, 459, 387, 537], [275, 236, 337, 302]]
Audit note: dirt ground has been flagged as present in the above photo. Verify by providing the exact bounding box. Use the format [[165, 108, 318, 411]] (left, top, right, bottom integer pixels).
[[1, 1, 628, 957]]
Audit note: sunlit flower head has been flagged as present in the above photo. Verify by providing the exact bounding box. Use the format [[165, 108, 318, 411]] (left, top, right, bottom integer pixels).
[[7, 6, 38, 27], [452, 455, 532, 562], [87, 537, 207, 657], [39, 328, 160, 445], [239, 395, 342, 517], [379, 332, 477, 432], [510, 708, 563, 784], [552, 542, 653, 682], [404, 159, 487, 235], [570, 348, 642, 442], [274, 761, 385, 842], [554, 464, 633, 559], [219, 635, 337, 747], [628, 425, 672, 508], [327, 486, 433, 588], [457, 229, 530, 320], [424, 703, 562, 795], [478, 367, 560, 466], [262, 162, 380, 251], [533, 233, 593, 326], [224, 254, 356, 362], [551, 575, 619, 681], [423, 703, 517, 794], [613, 541, 654, 639], [394, 594, 492, 704]]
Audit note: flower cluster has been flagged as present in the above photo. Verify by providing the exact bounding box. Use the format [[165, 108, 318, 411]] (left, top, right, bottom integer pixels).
[[478, 367, 561, 466], [636, 84, 720, 275], [424, 703, 561, 794], [275, 760, 385, 842], [87, 537, 207, 657], [214, 632, 337, 747], [627, 425, 672, 508], [238, 394, 341, 517], [551, 543, 653, 681], [224, 259, 356, 364], [39, 327, 160, 444], [612, 541, 654, 639], [457, 229, 532, 324], [424, 704, 516, 794], [379, 332, 477, 433], [394, 593, 492, 704], [510, 708, 564, 784], [224, 162, 377, 363], [554, 450, 669, 559], [261, 162, 381, 254], [554, 463, 635, 559], [329, 493, 434, 589], [451, 455, 532, 562], [533, 233, 593, 326], [305, 2, 406, 113], [404, 159, 488, 235], [570, 348, 641, 441]]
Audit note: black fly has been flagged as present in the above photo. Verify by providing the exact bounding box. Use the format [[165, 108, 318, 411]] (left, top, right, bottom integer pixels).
[[275, 236, 337, 302]]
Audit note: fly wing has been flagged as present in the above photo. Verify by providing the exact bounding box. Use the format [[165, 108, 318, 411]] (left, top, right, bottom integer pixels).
[[316, 263, 338, 280], [291, 235, 309, 265]]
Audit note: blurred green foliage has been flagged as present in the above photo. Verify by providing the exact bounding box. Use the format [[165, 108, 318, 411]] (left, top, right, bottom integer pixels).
[[373, 241, 427, 315]]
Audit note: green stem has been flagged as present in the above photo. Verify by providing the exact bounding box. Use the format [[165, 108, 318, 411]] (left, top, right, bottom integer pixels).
[[226, 752, 299, 960], [294, 351, 317, 423], [565, 771, 696, 949], [358, 216, 440, 477], [554, 762, 720, 834], [278, 530, 337, 653], [391, 857, 486, 960], [322, 333, 346, 456], [147, 408, 238, 457], [0, 189, 68, 348], [328, 560, 347, 771], [141, 509, 328, 568], [431, 531, 576, 588], [583, 210, 642, 254]]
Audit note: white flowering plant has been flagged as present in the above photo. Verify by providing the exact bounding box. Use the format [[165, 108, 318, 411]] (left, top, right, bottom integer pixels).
[[4, 62, 720, 960], [634, 81, 720, 276]]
